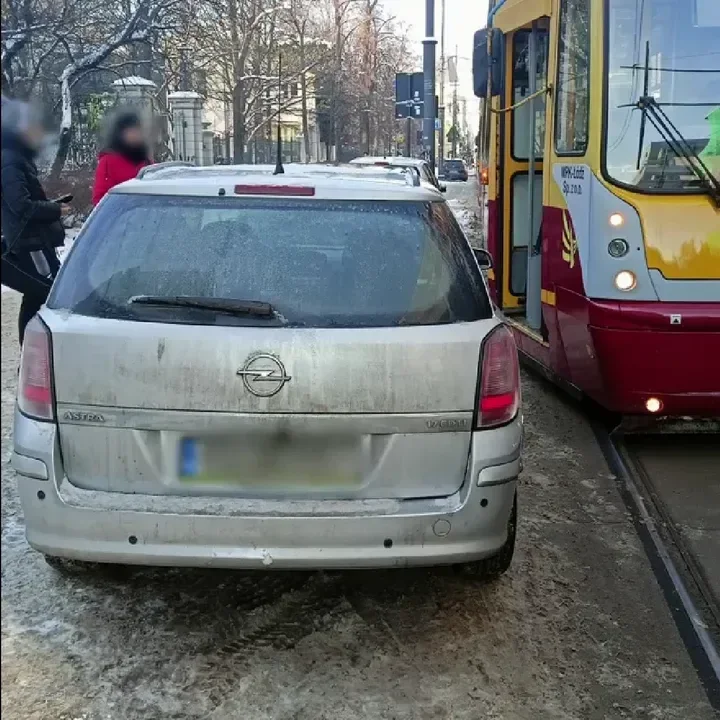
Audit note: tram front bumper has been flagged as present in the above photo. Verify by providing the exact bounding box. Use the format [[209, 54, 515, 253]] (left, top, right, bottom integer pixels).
[[591, 325, 720, 417]]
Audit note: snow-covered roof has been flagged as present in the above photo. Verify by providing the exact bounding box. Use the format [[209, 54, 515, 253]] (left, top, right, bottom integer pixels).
[[167, 91, 203, 100], [112, 76, 157, 88], [350, 156, 428, 169], [112, 162, 442, 202]]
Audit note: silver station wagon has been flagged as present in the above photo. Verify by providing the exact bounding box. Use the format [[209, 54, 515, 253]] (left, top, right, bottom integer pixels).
[[13, 162, 523, 577]]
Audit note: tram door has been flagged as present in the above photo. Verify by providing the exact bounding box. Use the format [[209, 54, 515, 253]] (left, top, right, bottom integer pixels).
[[500, 22, 549, 334]]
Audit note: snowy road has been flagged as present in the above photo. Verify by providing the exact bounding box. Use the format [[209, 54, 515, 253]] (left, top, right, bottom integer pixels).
[[1, 180, 716, 720]]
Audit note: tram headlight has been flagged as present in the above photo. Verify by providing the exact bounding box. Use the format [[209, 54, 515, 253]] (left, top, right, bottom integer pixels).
[[614, 270, 637, 291], [608, 238, 629, 258], [609, 212, 624, 228]]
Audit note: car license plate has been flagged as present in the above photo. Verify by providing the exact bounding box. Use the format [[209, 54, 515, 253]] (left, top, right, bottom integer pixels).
[[178, 434, 362, 487]]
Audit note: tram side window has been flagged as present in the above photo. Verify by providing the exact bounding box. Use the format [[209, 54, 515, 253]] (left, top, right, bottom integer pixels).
[[555, 0, 591, 155], [512, 30, 549, 160]]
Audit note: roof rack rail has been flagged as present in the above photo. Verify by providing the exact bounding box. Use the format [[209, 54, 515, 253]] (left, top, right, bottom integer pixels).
[[138, 161, 195, 179]]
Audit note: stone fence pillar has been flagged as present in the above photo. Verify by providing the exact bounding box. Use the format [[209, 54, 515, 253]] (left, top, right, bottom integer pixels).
[[202, 128, 215, 165], [168, 91, 203, 164]]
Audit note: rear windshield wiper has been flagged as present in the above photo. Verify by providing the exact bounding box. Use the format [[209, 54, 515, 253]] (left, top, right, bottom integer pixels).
[[128, 295, 277, 318]]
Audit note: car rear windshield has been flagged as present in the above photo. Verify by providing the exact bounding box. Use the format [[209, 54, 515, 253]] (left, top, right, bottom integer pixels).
[[445, 161, 465, 169], [48, 195, 491, 328]]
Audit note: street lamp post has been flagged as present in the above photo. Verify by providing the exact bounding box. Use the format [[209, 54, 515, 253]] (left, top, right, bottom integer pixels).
[[452, 46, 459, 158], [275, 51, 284, 175], [438, 0, 446, 172], [422, 0, 437, 170]]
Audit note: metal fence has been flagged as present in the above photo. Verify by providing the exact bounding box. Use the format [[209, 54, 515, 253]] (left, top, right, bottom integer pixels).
[[65, 94, 117, 170], [210, 134, 303, 164]]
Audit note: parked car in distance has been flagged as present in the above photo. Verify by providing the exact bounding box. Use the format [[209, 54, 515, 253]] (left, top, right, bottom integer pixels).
[[13, 162, 521, 578], [349, 155, 447, 193], [443, 159, 469, 182]]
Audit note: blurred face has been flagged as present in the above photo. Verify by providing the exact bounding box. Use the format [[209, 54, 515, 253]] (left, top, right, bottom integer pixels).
[[21, 123, 46, 151], [121, 125, 145, 147]]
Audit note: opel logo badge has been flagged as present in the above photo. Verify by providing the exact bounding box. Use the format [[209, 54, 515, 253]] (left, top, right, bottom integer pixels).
[[237, 354, 291, 397]]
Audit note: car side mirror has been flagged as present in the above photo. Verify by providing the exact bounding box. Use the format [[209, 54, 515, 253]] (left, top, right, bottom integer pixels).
[[440, 184, 447, 193], [474, 248, 493, 269]]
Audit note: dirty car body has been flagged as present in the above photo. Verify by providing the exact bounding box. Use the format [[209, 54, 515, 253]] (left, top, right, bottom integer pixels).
[[13, 164, 522, 571]]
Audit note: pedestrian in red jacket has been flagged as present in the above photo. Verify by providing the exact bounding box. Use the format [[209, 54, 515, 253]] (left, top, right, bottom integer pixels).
[[92, 109, 151, 205]]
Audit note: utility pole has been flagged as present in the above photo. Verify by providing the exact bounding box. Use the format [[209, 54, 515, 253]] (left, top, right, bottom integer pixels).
[[422, 0, 437, 170], [438, 0, 446, 173], [274, 51, 284, 174], [452, 45, 459, 158]]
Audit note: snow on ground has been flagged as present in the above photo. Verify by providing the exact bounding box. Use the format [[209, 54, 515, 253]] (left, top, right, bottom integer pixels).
[[448, 198, 474, 235], [445, 181, 486, 248]]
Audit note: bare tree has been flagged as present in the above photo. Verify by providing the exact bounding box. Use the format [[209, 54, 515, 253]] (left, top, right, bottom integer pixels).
[[2, 0, 412, 171], [1, 0, 60, 96], [48, 0, 180, 177], [177, 0, 282, 161], [278, 0, 331, 162]]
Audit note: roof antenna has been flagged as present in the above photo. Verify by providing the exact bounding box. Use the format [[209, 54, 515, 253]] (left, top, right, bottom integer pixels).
[[274, 51, 285, 175]]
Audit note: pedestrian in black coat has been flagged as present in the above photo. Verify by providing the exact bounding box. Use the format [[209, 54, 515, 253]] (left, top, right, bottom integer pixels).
[[1, 97, 70, 345]]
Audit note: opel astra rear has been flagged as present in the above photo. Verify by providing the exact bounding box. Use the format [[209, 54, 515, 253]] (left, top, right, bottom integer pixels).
[[13, 164, 522, 576]]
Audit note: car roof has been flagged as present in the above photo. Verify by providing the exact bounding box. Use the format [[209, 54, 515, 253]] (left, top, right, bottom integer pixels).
[[349, 156, 427, 169], [112, 162, 444, 202]]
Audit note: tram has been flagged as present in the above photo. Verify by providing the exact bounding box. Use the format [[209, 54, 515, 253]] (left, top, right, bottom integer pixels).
[[473, 0, 720, 418]]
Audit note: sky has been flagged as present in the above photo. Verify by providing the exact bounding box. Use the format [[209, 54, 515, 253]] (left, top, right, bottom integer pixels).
[[383, 0, 489, 130]]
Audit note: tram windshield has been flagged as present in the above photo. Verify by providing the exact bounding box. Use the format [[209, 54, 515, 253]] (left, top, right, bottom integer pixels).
[[605, 0, 720, 193]]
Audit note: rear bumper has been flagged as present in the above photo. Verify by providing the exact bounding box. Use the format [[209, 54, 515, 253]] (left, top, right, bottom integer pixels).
[[17, 476, 518, 569], [13, 412, 522, 570]]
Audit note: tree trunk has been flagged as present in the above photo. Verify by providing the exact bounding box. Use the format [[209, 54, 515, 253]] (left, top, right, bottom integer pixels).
[[228, 0, 244, 162], [299, 43, 311, 163], [233, 79, 246, 163], [132, 4, 152, 79], [49, 76, 73, 180], [332, 0, 343, 161]]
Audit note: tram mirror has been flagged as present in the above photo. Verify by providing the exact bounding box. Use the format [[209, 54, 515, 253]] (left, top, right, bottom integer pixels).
[[474, 248, 494, 269], [473, 30, 488, 97], [473, 28, 504, 98]]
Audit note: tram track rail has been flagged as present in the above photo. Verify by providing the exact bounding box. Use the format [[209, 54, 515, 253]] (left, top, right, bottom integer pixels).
[[622, 436, 720, 631], [593, 423, 720, 711]]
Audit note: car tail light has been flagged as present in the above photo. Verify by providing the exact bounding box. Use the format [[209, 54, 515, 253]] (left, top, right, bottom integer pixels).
[[234, 185, 315, 196], [18, 317, 55, 421], [477, 325, 520, 428]]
